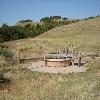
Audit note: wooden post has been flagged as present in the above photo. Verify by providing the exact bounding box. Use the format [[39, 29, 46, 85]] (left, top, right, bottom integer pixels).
[[18, 51, 20, 70], [44, 53, 47, 67], [78, 53, 81, 67], [78, 56, 81, 67], [66, 46, 69, 54]]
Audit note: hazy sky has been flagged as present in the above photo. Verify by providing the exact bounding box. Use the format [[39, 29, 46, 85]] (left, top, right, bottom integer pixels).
[[0, 0, 100, 25]]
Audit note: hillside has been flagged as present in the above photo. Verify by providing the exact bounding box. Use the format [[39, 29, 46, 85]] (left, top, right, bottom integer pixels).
[[38, 17, 100, 40], [6, 16, 100, 58], [1, 16, 78, 42]]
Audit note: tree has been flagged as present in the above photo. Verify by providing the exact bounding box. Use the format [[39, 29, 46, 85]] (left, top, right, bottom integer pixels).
[[62, 17, 68, 20]]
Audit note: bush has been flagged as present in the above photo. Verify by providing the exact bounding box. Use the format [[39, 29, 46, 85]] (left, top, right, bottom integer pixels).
[[1, 49, 13, 59]]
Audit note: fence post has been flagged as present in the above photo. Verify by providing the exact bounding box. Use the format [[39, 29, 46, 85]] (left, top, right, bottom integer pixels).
[[44, 53, 47, 67], [18, 51, 20, 70], [66, 46, 69, 54], [78, 53, 81, 67]]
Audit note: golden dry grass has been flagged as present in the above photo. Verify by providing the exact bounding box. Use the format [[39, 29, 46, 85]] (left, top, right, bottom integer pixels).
[[6, 17, 100, 58], [0, 60, 100, 100]]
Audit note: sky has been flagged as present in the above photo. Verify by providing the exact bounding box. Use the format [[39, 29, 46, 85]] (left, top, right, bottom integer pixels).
[[0, 0, 100, 25]]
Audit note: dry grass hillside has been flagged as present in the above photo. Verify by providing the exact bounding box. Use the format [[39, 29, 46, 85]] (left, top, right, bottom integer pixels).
[[6, 17, 100, 58], [1, 17, 100, 100]]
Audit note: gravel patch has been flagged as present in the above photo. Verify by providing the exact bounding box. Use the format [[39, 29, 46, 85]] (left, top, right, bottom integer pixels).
[[28, 61, 88, 74]]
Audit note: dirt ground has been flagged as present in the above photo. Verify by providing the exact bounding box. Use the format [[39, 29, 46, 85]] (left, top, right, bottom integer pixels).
[[28, 61, 88, 74]]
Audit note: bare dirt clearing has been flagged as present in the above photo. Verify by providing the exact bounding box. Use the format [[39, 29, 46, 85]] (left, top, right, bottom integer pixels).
[[28, 61, 88, 74]]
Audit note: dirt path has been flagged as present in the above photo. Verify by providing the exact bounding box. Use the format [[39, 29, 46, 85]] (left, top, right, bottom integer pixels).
[[28, 61, 88, 74]]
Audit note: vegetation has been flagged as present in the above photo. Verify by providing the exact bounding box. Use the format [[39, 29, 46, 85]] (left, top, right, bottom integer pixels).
[[1, 16, 99, 42], [0, 23, 48, 42], [0, 43, 14, 84], [6, 16, 100, 58], [84, 15, 100, 20], [0, 59, 100, 100], [18, 19, 33, 23], [0, 16, 81, 42], [0, 16, 100, 100]]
